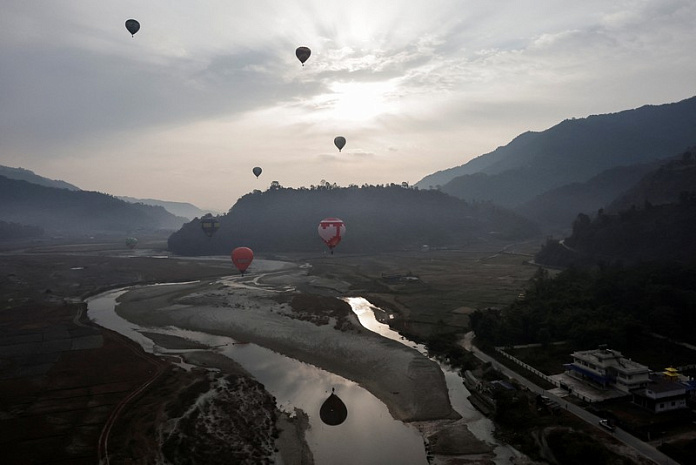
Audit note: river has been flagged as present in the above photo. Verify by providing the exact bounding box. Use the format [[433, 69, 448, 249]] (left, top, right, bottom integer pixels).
[[88, 286, 519, 464]]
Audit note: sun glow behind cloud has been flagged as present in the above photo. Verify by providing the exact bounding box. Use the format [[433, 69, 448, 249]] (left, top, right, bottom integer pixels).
[[307, 80, 401, 123]]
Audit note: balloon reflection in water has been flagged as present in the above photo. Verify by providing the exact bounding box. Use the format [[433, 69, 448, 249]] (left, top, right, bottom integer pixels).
[[320, 388, 348, 426]]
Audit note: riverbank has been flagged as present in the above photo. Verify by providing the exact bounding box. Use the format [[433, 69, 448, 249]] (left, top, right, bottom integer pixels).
[[115, 268, 459, 423]]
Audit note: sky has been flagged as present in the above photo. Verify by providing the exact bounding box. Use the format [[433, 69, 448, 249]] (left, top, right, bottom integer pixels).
[[2, 1, 696, 212]]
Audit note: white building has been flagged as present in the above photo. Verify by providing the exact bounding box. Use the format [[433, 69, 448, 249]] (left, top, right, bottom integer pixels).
[[564, 346, 651, 392]]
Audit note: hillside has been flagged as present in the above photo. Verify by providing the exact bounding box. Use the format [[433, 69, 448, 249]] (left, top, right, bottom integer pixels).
[[516, 162, 660, 233], [167, 184, 539, 255], [607, 149, 696, 212], [416, 96, 696, 207], [0, 165, 80, 191], [0, 175, 188, 236], [118, 196, 215, 220]]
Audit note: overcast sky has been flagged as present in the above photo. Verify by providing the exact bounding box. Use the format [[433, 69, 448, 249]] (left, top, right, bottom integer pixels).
[[2, 1, 695, 211]]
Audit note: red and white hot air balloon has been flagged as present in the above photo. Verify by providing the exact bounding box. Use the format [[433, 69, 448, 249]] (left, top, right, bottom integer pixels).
[[231, 247, 254, 275], [318, 218, 345, 254]]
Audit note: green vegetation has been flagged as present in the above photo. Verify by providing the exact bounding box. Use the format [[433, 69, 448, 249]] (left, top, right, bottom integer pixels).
[[470, 263, 696, 349]]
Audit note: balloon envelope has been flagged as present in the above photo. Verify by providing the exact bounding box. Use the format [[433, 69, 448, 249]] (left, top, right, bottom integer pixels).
[[201, 217, 220, 237], [231, 247, 254, 273], [125, 237, 138, 249], [320, 390, 348, 426], [125, 19, 140, 36], [318, 218, 345, 251], [252, 167, 262, 178], [295, 46, 311, 65], [334, 136, 346, 152]]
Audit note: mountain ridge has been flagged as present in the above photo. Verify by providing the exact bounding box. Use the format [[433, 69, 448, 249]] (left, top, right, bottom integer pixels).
[[415, 96, 696, 207]]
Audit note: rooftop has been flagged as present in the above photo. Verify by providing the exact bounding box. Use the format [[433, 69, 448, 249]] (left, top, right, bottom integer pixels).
[[571, 347, 650, 374]]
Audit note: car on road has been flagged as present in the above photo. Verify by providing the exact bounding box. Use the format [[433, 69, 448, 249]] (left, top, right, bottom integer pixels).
[[599, 419, 616, 431]]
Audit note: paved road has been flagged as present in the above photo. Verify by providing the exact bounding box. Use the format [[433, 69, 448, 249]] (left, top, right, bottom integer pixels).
[[461, 332, 680, 465]]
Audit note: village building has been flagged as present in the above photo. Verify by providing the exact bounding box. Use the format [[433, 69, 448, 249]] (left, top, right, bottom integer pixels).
[[564, 346, 651, 392], [631, 377, 687, 413], [564, 346, 691, 412]]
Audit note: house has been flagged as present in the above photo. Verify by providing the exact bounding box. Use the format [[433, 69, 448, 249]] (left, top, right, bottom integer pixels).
[[564, 346, 651, 392], [631, 377, 687, 413]]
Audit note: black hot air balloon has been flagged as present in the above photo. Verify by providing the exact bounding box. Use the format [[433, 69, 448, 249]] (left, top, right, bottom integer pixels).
[[320, 388, 348, 426], [295, 46, 311, 66], [252, 166, 262, 178], [334, 136, 346, 152], [125, 19, 140, 37], [201, 216, 220, 238]]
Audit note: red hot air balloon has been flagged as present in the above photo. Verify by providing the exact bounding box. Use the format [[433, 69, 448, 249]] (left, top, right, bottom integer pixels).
[[318, 218, 345, 254], [231, 247, 254, 275]]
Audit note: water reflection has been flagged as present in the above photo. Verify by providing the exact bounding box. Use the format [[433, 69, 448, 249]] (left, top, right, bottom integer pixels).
[[344, 297, 520, 462], [320, 388, 348, 426], [87, 288, 427, 465]]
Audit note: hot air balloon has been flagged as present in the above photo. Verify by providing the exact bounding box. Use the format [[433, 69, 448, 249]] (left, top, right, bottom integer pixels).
[[296, 46, 311, 66], [320, 388, 348, 426], [125, 19, 140, 37], [318, 218, 345, 254], [252, 167, 262, 178], [334, 136, 346, 152], [125, 237, 138, 249], [231, 247, 254, 276], [201, 216, 220, 238]]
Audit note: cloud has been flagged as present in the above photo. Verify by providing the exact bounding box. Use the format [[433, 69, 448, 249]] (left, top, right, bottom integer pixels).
[[2, 1, 696, 210]]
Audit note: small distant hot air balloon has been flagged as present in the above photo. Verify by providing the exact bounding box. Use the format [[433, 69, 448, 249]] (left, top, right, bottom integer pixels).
[[318, 218, 345, 254], [320, 388, 348, 426], [296, 46, 311, 66], [334, 136, 346, 152], [125, 237, 138, 249], [231, 247, 254, 276], [201, 216, 220, 238], [125, 19, 140, 37], [252, 167, 262, 178]]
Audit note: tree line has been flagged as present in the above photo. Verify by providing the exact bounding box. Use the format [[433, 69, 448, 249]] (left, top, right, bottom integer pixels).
[[167, 183, 540, 255]]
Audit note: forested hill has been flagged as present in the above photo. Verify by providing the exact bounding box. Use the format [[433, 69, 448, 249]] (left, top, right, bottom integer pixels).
[[0, 175, 188, 235], [534, 151, 696, 268], [167, 184, 540, 255]]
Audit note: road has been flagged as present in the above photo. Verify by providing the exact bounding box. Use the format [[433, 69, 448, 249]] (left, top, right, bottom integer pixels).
[[461, 332, 681, 465]]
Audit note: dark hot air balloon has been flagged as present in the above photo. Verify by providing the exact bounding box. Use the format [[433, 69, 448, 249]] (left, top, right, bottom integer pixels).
[[125, 237, 138, 249], [318, 218, 345, 254], [296, 46, 311, 66], [201, 216, 220, 238], [125, 19, 140, 37], [232, 247, 254, 276], [320, 388, 348, 426], [252, 166, 262, 178], [334, 136, 346, 152]]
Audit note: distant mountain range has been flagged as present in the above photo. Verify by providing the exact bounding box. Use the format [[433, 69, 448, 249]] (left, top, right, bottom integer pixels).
[[416, 96, 696, 214], [117, 196, 216, 220], [0, 165, 213, 227], [0, 175, 188, 236], [168, 184, 539, 255], [0, 166, 80, 191]]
